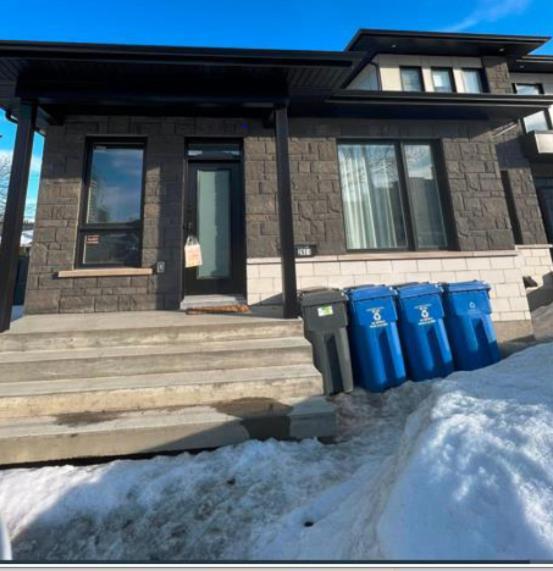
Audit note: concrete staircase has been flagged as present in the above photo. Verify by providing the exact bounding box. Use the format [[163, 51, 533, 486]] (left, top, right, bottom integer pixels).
[[0, 313, 335, 465]]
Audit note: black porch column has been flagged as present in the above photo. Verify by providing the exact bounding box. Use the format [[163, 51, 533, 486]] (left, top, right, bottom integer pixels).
[[274, 105, 298, 319], [0, 101, 36, 332]]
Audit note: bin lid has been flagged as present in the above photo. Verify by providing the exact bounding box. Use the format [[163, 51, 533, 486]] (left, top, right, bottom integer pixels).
[[345, 285, 395, 302], [442, 280, 491, 293], [395, 282, 443, 299], [300, 288, 347, 307]]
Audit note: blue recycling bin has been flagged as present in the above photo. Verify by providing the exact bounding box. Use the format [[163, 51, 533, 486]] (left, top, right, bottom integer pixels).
[[345, 285, 406, 392], [395, 283, 454, 381], [442, 281, 501, 370]]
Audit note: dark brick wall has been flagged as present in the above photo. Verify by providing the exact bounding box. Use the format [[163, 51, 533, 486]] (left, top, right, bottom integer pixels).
[[481, 56, 548, 245], [290, 118, 514, 252], [482, 56, 514, 95], [27, 113, 531, 314], [26, 115, 274, 313], [492, 122, 548, 245]]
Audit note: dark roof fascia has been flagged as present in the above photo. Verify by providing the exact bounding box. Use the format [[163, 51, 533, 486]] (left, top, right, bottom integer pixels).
[[345, 28, 550, 58], [0, 39, 361, 68], [510, 55, 553, 73], [330, 89, 553, 107], [323, 89, 553, 120]]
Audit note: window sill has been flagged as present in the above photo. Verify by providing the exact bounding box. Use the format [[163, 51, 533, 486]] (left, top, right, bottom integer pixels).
[[57, 267, 154, 279]]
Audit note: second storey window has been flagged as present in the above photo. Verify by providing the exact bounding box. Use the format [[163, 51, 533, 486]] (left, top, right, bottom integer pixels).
[[77, 141, 145, 267], [514, 83, 552, 132], [400, 67, 424, 92], [431, 68, 455, 93], [338, 141, 449, 251], [461, 69, 484, 93]]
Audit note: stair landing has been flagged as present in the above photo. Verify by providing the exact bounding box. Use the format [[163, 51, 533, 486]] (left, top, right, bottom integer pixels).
[[0, 310, 335, 465]]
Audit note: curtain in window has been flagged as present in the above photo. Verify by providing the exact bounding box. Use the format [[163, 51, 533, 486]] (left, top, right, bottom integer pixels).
[[338, 144, 406, 249]]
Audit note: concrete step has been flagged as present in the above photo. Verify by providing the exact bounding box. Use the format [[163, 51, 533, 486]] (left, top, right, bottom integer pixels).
[[0, 336, 314, 382], [0, 396, 337, 465], [180, 294, 247, 311], [0, 318, 304, 353], [0, 364, 323, 418]]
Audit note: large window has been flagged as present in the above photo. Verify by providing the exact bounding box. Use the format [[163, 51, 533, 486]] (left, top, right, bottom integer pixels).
[[338, 141, 449, 251], [514, 83, 552, 132], [77, 141, 145, 267], [431, 68, 455, 93], [461, 69, 484, 93], [400, 67, 424, 92]]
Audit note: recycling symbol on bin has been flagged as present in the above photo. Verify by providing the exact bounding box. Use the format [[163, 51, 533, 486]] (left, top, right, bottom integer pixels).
[[372, 309, 382, 322], [420, 308, 430, 319], [469, 301, 476, 309]]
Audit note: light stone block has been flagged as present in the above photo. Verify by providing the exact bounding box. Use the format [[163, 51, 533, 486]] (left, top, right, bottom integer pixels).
[[441, 258, 467, 271], [339, 261, 367, 275], [365, 260, 393, 273], [391, 260, 418, 273], [258, 265, 282, 278], [490, 256, 516, 269], [418, 259, 442, 272], [313, 262, 341, 276], [466, 257, 491, 270]]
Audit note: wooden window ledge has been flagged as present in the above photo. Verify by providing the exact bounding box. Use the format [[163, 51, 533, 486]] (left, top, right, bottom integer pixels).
[[57, 268, 154, 278]]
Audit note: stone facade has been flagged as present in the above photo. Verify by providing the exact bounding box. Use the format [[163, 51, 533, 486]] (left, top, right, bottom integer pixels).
[[492, 122, 549, 245], [482, 56, 549, 246], [25, 111, 551, 341], [27, 116, 275, 313]]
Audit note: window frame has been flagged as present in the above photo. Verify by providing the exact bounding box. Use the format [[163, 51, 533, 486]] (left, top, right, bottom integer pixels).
[[461, 68, 486, 94], [430, 67, 456, 93], [336, 139, 454, 253], [513, 82, 553, 133], [399, 66, 425, 92], [76, 137, 147, 269]]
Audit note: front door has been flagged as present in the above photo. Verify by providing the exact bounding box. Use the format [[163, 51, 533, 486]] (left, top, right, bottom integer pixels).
[[183, 161, 245, 296]]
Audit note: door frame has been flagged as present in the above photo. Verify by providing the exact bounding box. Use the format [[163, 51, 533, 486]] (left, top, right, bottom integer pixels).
[[181, 139, 247, 299]]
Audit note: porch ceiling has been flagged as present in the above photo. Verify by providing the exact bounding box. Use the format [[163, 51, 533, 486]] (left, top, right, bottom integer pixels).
[[0, 39, 363, 126]]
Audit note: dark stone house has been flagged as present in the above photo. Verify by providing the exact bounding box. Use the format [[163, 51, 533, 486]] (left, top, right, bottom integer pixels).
[[1, 29, 553, 341]]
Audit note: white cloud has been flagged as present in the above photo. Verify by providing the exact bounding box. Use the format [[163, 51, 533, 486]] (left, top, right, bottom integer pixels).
[[446, 0, 531, 32], [0, 149, 43, 176]]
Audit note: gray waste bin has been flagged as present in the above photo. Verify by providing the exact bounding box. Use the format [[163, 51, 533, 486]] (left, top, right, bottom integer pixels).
[[300, 289, 354, 395]]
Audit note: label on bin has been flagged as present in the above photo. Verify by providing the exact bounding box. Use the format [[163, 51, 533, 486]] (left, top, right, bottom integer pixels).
[[317, 305, 334, 317], [416, 304, 435, 326], [368, 306, 388, 328]]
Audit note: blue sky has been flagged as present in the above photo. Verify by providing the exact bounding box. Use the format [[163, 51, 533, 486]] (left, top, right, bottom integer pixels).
[[1, 0, 552, 219]]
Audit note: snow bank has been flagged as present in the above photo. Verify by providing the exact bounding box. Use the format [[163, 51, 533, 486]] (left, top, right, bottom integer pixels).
[[1, 342, 553, 561], [376, 342, 553, 560]]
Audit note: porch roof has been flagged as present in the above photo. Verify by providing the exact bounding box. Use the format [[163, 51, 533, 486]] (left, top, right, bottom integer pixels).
[[0, 39, 363, 127], [0, 35, 552, 127]]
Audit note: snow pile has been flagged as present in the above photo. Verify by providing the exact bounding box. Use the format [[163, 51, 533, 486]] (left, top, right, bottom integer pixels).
[[1, 342, 553, 561]]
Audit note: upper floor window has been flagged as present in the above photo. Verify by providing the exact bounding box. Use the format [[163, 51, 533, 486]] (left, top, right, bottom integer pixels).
[[431, 68, 455, 93], [337, 141, 449, 251], [347, 63, 380, 91], [77, 141, 145, 267], [461, 69, 484, 93], [400, 67, 424, 92], [514, 83, 552, 132]]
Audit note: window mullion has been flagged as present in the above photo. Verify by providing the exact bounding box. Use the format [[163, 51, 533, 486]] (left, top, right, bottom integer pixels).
[[396, 142, 418, 251]]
